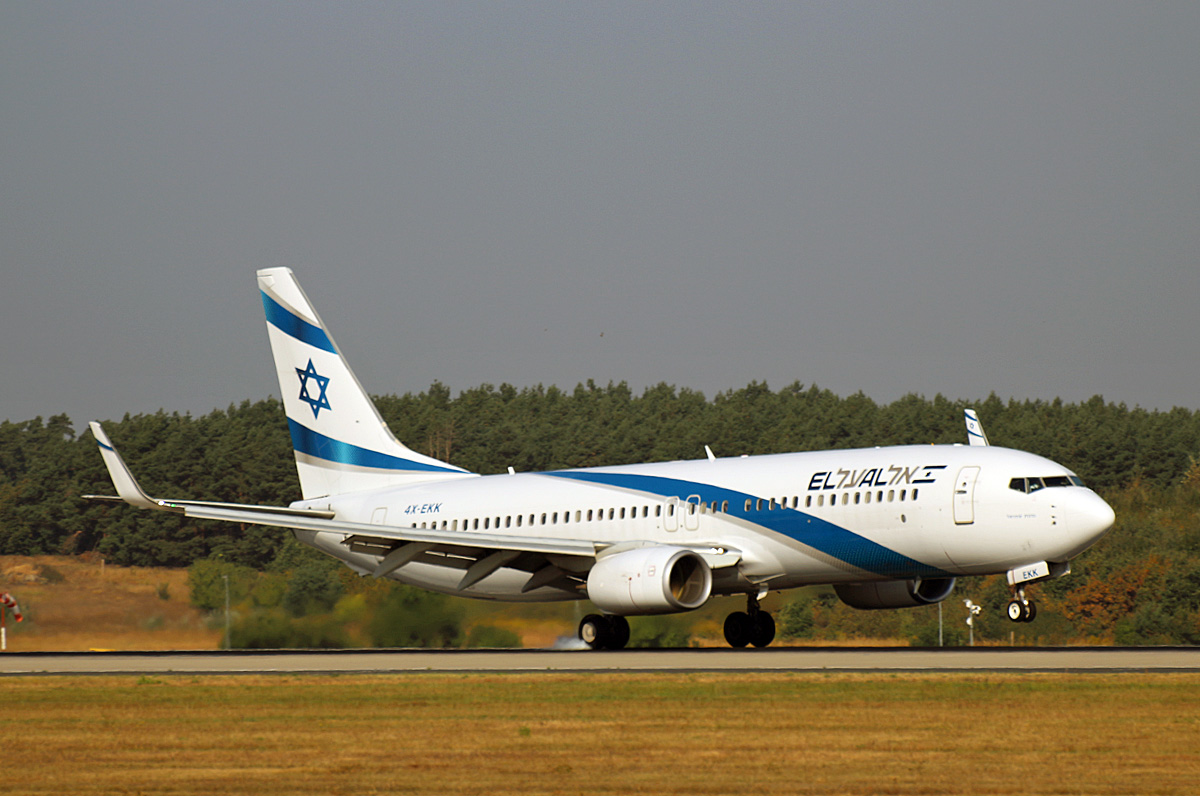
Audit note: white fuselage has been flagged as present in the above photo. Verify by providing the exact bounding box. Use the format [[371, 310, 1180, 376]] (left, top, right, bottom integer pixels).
[[293, 443, 1114, 602]]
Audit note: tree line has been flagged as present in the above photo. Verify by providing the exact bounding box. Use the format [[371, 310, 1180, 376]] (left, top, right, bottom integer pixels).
[[2, 380, 1198, 644]]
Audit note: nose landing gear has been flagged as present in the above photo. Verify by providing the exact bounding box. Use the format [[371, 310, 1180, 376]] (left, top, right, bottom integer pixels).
[[1006, 587, 1037, 623], [723, 592, 776, 648]]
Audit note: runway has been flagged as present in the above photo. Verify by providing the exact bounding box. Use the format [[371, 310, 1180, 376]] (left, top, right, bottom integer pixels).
[[3, 646, 1199, 676]]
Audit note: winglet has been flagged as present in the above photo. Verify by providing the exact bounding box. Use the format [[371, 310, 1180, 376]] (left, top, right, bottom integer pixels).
[[964, 409, 989, 447], [88, 422, 162, 509]]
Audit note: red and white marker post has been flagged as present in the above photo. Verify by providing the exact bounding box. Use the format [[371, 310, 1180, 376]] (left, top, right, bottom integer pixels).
[[0, 592, 22, 651]]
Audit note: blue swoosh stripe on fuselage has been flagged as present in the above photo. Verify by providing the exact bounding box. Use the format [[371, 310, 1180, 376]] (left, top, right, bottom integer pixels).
[[546, 470, 947, 579], [288, 419, 466, 474], [261, 291, 337, 353]]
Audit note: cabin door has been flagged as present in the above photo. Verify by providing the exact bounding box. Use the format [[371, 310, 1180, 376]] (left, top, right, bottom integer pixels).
[[953, 466, 980, 525]]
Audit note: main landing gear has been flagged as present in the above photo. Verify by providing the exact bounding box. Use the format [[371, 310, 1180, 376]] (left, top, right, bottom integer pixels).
[[723, 593, 776, 648], [1006, 587, 1037, 623], [579, 613, 631, 649]]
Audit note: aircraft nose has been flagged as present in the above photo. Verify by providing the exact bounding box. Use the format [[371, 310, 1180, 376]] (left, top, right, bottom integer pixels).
[[1063, 490, 1115, 558]]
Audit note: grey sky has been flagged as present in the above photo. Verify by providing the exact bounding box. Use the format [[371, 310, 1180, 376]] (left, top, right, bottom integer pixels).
[[3, 2, 1198, 428]]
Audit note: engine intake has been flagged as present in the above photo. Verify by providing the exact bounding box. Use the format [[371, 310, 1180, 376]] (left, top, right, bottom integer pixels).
[[586, 546, 712, 615], [834, 577, 956, 610]]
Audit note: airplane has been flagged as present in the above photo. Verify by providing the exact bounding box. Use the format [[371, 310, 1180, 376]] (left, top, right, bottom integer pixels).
[[87, 267, 1116, 648]]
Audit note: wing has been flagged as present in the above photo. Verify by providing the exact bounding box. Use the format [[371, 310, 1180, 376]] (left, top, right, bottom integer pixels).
[[85, 423, 736, 594]]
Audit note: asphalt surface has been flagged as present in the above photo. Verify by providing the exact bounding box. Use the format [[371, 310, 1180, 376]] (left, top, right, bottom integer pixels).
[[3, 647, 1199, 676]]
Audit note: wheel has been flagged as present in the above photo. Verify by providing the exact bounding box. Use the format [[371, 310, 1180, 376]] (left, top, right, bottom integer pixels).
[[607, 615, 630, 649], [1007, 600, 1026, 622], [579, 613, 609, 649], [724, 611, 752, 648], [750, 611, 775, 648], [1022, 600, 1037, 623]]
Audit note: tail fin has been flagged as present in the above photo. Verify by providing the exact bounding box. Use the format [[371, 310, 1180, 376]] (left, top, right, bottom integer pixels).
[[257, 267, 474, 499]]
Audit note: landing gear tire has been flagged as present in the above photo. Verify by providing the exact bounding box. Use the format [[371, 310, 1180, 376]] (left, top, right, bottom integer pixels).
[[750, 611, 776, 648], [1007, 599, 1037, 623], [724, 611, 752, 648], [579, 614, 631, 650], [607, 615, 631, 649], [580, 613, 608, 649]]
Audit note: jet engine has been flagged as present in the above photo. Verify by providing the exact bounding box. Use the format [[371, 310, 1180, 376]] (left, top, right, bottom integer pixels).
[[834, 577, 956, 610], [586, 546, 712, 615]]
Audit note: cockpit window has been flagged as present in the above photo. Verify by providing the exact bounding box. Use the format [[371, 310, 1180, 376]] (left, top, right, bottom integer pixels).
[[1010, 475, 1085, 493], [1043, 476, 1074, 488]]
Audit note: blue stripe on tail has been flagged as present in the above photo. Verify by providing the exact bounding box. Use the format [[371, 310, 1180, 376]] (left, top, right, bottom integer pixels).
[[288, 419, 467, 474], [261, 291, 337, 353]]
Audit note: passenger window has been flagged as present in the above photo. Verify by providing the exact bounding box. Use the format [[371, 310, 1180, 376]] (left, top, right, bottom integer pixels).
[[805, 496, 812, 508], [587, 509, 593, 521], [854, 493, 861, 505], [913, 488, 919, 500], [721, 500, 729, 513], [900, 490, 907, 501], [745, 499, 753, 512], [516, 515, 522, 527], [817, 495, 824, 507], [864, 492, 871, 504]]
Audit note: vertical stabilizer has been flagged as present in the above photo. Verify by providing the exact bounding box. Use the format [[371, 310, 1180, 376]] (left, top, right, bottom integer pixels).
[[257, 267, 474, 499]]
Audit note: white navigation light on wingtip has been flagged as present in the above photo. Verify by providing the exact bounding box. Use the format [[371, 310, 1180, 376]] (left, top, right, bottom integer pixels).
[[87, 268, 1115, 650]]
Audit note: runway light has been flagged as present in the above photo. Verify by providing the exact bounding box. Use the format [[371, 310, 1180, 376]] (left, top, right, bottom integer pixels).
[[963, 599, 982, 646]]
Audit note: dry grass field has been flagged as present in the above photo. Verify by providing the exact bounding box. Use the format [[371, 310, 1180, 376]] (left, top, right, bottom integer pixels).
[[0, 672, 1196, 795], [0, 555, 221, 651]]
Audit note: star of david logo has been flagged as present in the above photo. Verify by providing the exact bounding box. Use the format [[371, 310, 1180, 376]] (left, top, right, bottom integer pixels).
[[296, 359, 331, 418]]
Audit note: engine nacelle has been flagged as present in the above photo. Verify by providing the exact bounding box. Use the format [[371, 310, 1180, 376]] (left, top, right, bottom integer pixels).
[[586, 547, 712, 615], [834, 577, 956, 610]]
